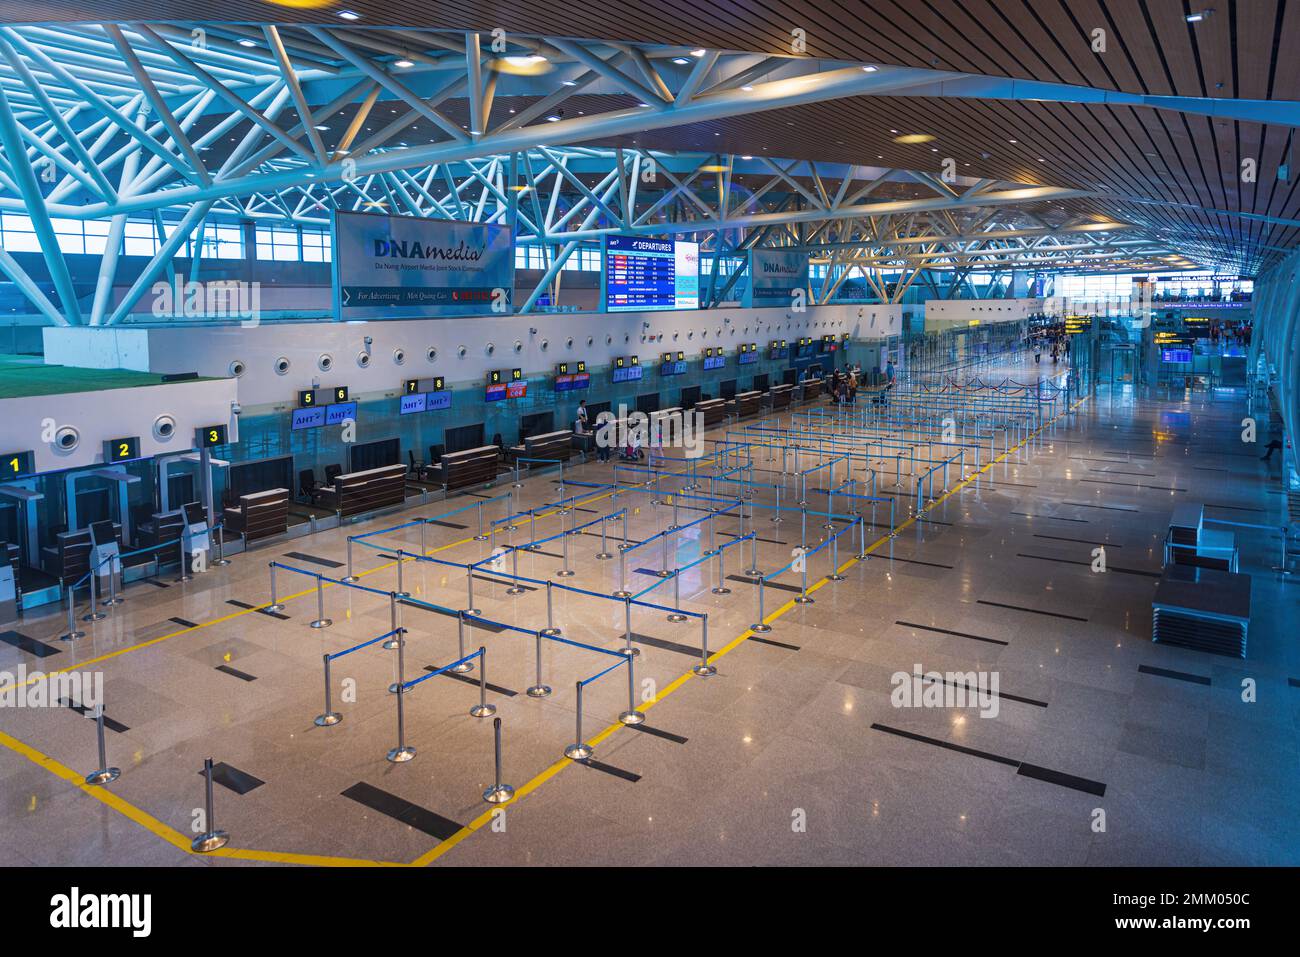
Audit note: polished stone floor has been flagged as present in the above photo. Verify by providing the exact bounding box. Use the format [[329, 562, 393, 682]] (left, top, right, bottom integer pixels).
[[1, 356, 1296, 867]]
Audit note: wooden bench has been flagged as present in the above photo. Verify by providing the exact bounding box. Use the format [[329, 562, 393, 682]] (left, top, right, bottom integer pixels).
[[223, 489, 289, 542], [426, 445, 501, 492], [316, 465, 407, 517]]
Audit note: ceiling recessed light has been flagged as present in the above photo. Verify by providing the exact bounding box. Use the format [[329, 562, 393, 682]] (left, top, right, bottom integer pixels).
[[672, 57, 690, 65], [690, 48, 706, 57], [314, 125, 330, 131], [741, 85, 753, 91], [546, 114, 561, 122], [893, 133, 935, 144], [237, 38, 256, 48], [862, 65, 877, 72], [502, 54, 547, 67], [561, 79, 577, 86], [393, 58, 414, 68], [741, 154, 752, 160], [337, 10, 360, 20]]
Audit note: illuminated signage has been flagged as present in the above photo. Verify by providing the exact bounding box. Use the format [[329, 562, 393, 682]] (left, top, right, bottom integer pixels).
[[104, 437, 141, 463], [2, 450, 35, 480], [198, 425, 227, 448]]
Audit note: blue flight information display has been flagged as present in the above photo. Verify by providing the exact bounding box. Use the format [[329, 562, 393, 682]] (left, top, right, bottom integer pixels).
[[604, 235, 699, 312]]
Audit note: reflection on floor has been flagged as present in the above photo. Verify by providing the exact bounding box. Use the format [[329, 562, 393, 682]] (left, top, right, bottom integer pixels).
[[1, 358, 1297, 867]]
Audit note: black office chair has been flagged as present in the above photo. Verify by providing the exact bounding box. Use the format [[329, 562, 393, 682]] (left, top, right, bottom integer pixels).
[[428, 444, 444, 465], [492, 433, 505, 457], [324, 463, 343, 485], [298, 469, 319, 503]]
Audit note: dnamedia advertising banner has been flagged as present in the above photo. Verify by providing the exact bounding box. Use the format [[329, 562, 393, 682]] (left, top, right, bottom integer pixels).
[[745, 248, 809, 307], [331, 210, 514, 320]]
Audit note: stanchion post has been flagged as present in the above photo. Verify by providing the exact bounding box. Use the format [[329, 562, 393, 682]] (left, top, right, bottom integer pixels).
[[619, 657, 645, 725], [474, 500, 488, 541], [395, 549, 410, 599], [61, 580, 85, 641], [693, 613, 716, 676], [483, 716, 515, 803], [315, 653, 342, 726], [453, 611, 474, 673], [751, 573, 772, 632], [84, 705, 120, 786], [213, 525, 230, 567], [541, 580, 561, 635], [344, 537, 358, 582], [191, 758, 230, 851], [564, 681, 593, 760], [506, 546, 526, 595], [712, 546, 731, 594], [556, 526, 575, 577], [310, 575, 332, 628], [527, 629, 551, 698], [621, 595, 638, 657], [667, 571, 688, 622], [795, 558, 814, 604], [596, 514, 613, 560], [464, 565, 481, 615], [828, 531, 845, 581], [266, 562, 284, 613], [386, 644, 416, 763], [82, 568, 106, 623], [470, 646, 495, 717]]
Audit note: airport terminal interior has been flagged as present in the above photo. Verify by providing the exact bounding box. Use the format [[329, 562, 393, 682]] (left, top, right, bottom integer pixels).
[[0, 2, 1297, 869]]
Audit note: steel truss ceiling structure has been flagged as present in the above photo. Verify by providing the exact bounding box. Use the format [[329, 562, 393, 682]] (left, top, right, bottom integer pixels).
[[0, 16, 1286, 325]]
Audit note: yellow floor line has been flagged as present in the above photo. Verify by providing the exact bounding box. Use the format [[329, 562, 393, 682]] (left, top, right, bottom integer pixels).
[[410, 402, 1084, 865], [0, 420, 1075, 869], [0, 467, 683, 866]]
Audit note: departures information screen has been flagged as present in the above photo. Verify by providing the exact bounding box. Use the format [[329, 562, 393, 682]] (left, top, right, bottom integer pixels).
[[604, 235, 699, 311]]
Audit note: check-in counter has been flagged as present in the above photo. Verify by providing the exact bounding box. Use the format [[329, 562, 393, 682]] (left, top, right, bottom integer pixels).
[[508, 430, 575, 464], [427, 446, 501, 492], [765, 384, 794, 411], [316, 464, 407, 518], [694, 397, 727, 427], [223, 489, 290, 542]]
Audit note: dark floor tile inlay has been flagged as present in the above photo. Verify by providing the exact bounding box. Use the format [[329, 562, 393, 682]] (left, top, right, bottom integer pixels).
[[976, 599, 1088, 622], [1137, 664, 1211, 686], [202, 761, 265, 795], [0, 630, 62, 658], [1016, 553, 1161, 578], [169, 616, 199, 628], [215, 664, 257, 682], [577, 758, 641, 783], [341, 782, 462, 840], [426, 519, 468, 529], [628, 724, 689, 744], [1016, 763, 1107, 796], [630, 632, 706, 658], [284, 551, 345, 569], [1063, 500, 1140, 512], [871, 724, 1106, 796], [226, 599, 290, 621], [882, 556, 955, 570], [922, 674, 1048, 708], [1011, 511, 1089, 524], [728, 574, 803, 593], [425, 665, 518, 696], [59, 698, 129, 732], [1032, 534, 1123, 548], [747, 634, 802, 651], [895, 620, 1008, 646]]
